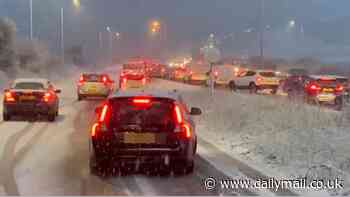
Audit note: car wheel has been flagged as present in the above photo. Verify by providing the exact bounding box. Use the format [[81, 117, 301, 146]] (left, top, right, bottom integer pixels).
[[271, 88, 277, 94], [48, 113, 56, 122], [77, 94, 83, 101], [3, 113, 11, 121], [335, 97, 344, 111], [229, 81, 236, 91], [249, 83, 257, 94], [185, 160, 194, 174]]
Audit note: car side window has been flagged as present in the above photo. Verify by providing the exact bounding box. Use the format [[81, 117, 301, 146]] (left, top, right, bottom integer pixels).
[[246, 71, 256, 77]]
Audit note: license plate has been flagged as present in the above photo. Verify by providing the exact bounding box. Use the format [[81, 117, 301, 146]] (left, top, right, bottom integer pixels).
[[20, 95, 36, 100], [88, 86, 97, 92], [323, 88, 334, 93], [317, 94, 335, 102], [124, 132, 155, 144]]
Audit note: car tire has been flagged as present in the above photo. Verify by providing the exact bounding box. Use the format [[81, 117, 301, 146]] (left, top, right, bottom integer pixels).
[[3, 113, 11, 121], [77, 94, 83, 101], [249, 83, 257, 94], [335, 97, 344, 111], [271, 88, 277, 94], [48, 113, 56, 122], [229, 81, 236, 92], [173, 159, 194, 176]]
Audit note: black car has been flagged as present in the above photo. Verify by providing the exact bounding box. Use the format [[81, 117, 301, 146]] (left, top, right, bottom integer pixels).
[[282, 69, 310, 100], [3, 78, 61, 121], [89, 90, 202, 176]]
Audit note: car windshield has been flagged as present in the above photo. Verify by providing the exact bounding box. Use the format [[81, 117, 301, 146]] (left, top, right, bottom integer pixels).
[[123, 64, 144, 70], [109, 98, 175, 132], [13, 82, 45, 90], [83, 74, 103, 82], [259, 72, 276, 77]]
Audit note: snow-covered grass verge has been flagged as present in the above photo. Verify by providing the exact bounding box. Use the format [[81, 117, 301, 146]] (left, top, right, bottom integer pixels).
[[183, 88, 350, 195]]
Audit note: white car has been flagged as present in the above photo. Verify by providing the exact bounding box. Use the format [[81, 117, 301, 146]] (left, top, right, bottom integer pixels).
[[211, 64, 239, 86], [229, 69, 281, 94]]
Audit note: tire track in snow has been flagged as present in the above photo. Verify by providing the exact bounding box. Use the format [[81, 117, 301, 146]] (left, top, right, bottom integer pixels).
[[0, 123, 36, 195]]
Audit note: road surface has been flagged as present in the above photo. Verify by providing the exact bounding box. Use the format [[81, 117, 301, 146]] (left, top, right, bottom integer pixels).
[[0, 74, 295, 196]]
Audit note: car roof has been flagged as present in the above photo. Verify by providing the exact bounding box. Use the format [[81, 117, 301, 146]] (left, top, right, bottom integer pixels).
[[82, 73, 107, 76], [13, 78, 49, 84], [310, 75, 337, 80], [110, 90, 181, 101]]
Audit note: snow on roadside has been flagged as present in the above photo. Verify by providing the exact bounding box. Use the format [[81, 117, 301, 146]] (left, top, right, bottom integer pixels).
[[183, 87, 350, 195]]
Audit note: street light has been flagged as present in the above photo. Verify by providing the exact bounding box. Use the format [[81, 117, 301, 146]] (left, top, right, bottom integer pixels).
[[73, 0, 80, 9]]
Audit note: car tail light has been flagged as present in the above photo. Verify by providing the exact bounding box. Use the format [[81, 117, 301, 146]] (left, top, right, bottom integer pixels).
[[99, 104, 109, 122], [214, 71, 219, 77], [174, 105, 183, 124], [309, 84, 321, 91], [43, 92, 52, 102], [92, 104, 110, 137], [122, 77, 127, 84], [79, 75, 84, 86], [257, 77, 262, 82], [133, 98, 151, 104], [336, 84, 344, 92], [182, 123, 191, 138], [102, 76, 108, 83], [190, 71, 193, 75], [142, 77, 146, 85], [4, 92, 15, 102]]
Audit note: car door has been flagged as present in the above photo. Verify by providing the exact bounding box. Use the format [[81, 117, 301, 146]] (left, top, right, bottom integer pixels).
[[235, 71, 248, 87]]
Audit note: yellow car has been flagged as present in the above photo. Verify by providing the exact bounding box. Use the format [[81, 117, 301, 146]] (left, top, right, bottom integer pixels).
[[77, 73, 114, 100]]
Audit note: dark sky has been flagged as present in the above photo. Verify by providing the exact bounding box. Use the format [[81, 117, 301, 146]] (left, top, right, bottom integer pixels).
[[1, 0, 350, 62]]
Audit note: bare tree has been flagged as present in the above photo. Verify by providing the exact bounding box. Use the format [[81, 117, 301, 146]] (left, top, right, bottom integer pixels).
[[0, 18, 16, 74]]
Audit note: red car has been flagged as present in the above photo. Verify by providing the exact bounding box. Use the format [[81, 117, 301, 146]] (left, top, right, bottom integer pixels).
[[304, 75, 346, 110]]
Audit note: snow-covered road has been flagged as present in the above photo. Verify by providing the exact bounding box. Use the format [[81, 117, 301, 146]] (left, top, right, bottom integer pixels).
[[2, 73, 347, 195], [0, 75, 275, 195]]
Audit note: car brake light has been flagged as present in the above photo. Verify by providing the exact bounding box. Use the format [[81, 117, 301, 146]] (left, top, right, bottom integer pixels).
[[91, 123, 99, 137], [79, 75, 84, 86], [257, 77, 262, 82], [5, 92, 15, 102], [43, 92, 52, 102], [309, 84, 321, 91], [336, 84, 344, 92], [174, 105, 183, 124], [102, 76, 108, 83], [214, 71, 218, 76], [142, 77, 146, 85], [183, 123, 191, 138], [133, 98, 151, 104], [99, 104, 109, 122]]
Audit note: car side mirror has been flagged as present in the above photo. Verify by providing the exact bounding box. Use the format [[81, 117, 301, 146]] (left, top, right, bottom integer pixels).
[[95, 106, 102, 114], [190, 107, 202, 115], [55, 89, 62, 94]]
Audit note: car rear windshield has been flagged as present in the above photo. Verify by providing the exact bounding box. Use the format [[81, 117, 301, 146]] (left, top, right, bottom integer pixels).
[[288, 69, 309, 76], [259, 72, 276, 77], [14, 82, 45, 90], [316, 79, 337, 86], [123, 64, 144, 70], [109, 98, 176, 132], [83, 74, 105, 82]]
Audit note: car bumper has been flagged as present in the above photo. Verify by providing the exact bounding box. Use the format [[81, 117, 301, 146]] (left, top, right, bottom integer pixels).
[[4, 102, 55, 115], [257, 84, 279, 89]]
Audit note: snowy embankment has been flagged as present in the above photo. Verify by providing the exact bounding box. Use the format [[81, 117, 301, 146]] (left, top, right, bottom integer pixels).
[[185, 87, 350, 195], [151, 79, 350, 195]]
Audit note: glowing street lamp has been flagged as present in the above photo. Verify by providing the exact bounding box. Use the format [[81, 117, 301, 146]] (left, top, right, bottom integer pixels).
[[73, 0, 80, 9]]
